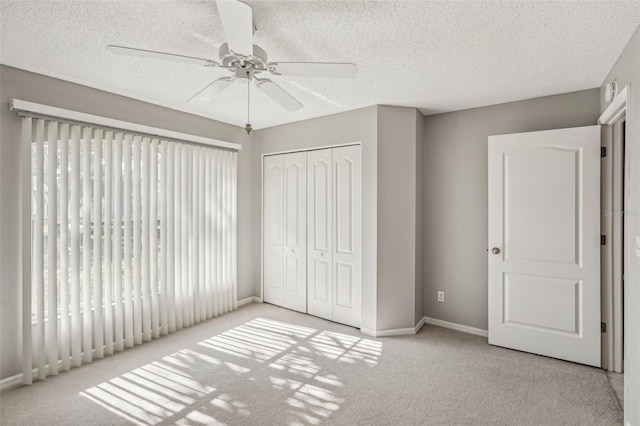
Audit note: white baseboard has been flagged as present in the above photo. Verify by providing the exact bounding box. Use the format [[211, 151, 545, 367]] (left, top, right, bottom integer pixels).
[[423, 316, 488, 338], [360, 326, 414, 337], [0, 372, 24, 392], [360, 317, 426, 338], [0, 358, 65, 392], [237, 296, 263, 307]]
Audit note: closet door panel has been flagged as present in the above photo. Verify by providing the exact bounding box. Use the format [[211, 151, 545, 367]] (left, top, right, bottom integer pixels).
[[332, 145, 362, 327], [263, 155, 284, 306], [335, 262, 354, 307], [283, 152, 307, 312], [307, 149, 333, 320]]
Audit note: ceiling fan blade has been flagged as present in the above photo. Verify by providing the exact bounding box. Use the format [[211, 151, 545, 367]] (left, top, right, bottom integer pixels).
[[255, 79, 303, 112], [215, 0, 254, 57], [267, 62, 357, 78], [188, 77, 234, 104], [107, 45, 217, 67]]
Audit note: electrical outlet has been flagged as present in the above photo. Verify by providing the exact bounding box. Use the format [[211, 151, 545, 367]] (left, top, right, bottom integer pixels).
[[437, 291, 445, 303]]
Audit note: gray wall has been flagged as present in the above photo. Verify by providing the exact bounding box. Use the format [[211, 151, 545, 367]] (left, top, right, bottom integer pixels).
[[376, 106, 421, 330], [252, 106, 379, 331], [0, 65, 254, 381], [422, 89, 601, 330], [599, 25, 640, 426]]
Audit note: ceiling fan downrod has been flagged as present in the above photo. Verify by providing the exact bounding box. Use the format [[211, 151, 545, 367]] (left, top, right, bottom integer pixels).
[[245, 77, 252, 135]]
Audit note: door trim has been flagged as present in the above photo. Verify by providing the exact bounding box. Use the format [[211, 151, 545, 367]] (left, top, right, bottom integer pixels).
[[262, 142, 361, 158], [599, 85, 629, 126], [599, 85, 629, 372]]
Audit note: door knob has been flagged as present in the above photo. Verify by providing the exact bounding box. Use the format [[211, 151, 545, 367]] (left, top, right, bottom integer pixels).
[[320, 252, 325, 257], [491, 247, 501, 254], [291, 248, 296, 253]]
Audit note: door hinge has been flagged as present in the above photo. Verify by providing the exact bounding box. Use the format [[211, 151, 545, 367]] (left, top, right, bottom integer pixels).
[[601, 322, 607, 333], [601, 147, 607, 157], [601, 235, 606, 245]]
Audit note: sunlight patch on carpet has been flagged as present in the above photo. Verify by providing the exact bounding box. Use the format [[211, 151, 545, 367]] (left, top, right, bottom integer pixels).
[[80, 317, 382, 425]]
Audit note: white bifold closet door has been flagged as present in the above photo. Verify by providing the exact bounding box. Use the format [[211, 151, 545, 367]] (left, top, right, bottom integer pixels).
[[263, 145, 361, 328], [263, 152, 307, 312], [308, 146, 361, 328]]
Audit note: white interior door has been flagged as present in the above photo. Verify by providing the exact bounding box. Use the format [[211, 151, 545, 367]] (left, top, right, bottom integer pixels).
[[488, 126, 601, 366], [332, 145, 362, 328], [307, 149, 333, 320], [283, 152, 307, 312], [263, 155, 284, 306]]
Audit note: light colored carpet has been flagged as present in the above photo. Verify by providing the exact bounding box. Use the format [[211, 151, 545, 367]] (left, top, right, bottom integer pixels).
[[607, 371, 624, 410], [0, 303, 623, 425]]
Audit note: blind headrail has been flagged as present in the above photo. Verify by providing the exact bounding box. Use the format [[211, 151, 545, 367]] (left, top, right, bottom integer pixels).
[[9, 99, 241, 151]]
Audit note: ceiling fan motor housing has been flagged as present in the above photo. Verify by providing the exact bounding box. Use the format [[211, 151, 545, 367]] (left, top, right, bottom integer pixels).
[[218, 42, 268, 70]]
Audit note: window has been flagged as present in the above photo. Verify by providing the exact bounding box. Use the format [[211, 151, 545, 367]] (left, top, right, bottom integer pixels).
[[23, 116, 237, 381]]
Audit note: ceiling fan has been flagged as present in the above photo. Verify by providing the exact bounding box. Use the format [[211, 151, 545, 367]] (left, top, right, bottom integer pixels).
[[107, 0, 357, 134]]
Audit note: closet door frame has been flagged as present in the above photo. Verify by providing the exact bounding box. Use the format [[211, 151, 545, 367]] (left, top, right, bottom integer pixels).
[[260, 142, 362, 313]]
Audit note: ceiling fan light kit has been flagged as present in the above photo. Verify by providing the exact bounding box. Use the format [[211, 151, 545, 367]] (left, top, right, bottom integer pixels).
[[107, 0, 357, 131]]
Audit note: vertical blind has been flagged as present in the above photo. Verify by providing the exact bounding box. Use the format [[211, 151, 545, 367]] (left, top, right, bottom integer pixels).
[[22, 116, 237, 383]]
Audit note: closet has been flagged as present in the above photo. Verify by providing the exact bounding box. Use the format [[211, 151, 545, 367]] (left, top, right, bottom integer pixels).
[[262, 145, 362, 328]]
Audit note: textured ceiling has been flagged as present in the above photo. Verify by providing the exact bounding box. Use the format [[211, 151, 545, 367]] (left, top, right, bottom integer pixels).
[[2, 1, 640, 129]]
